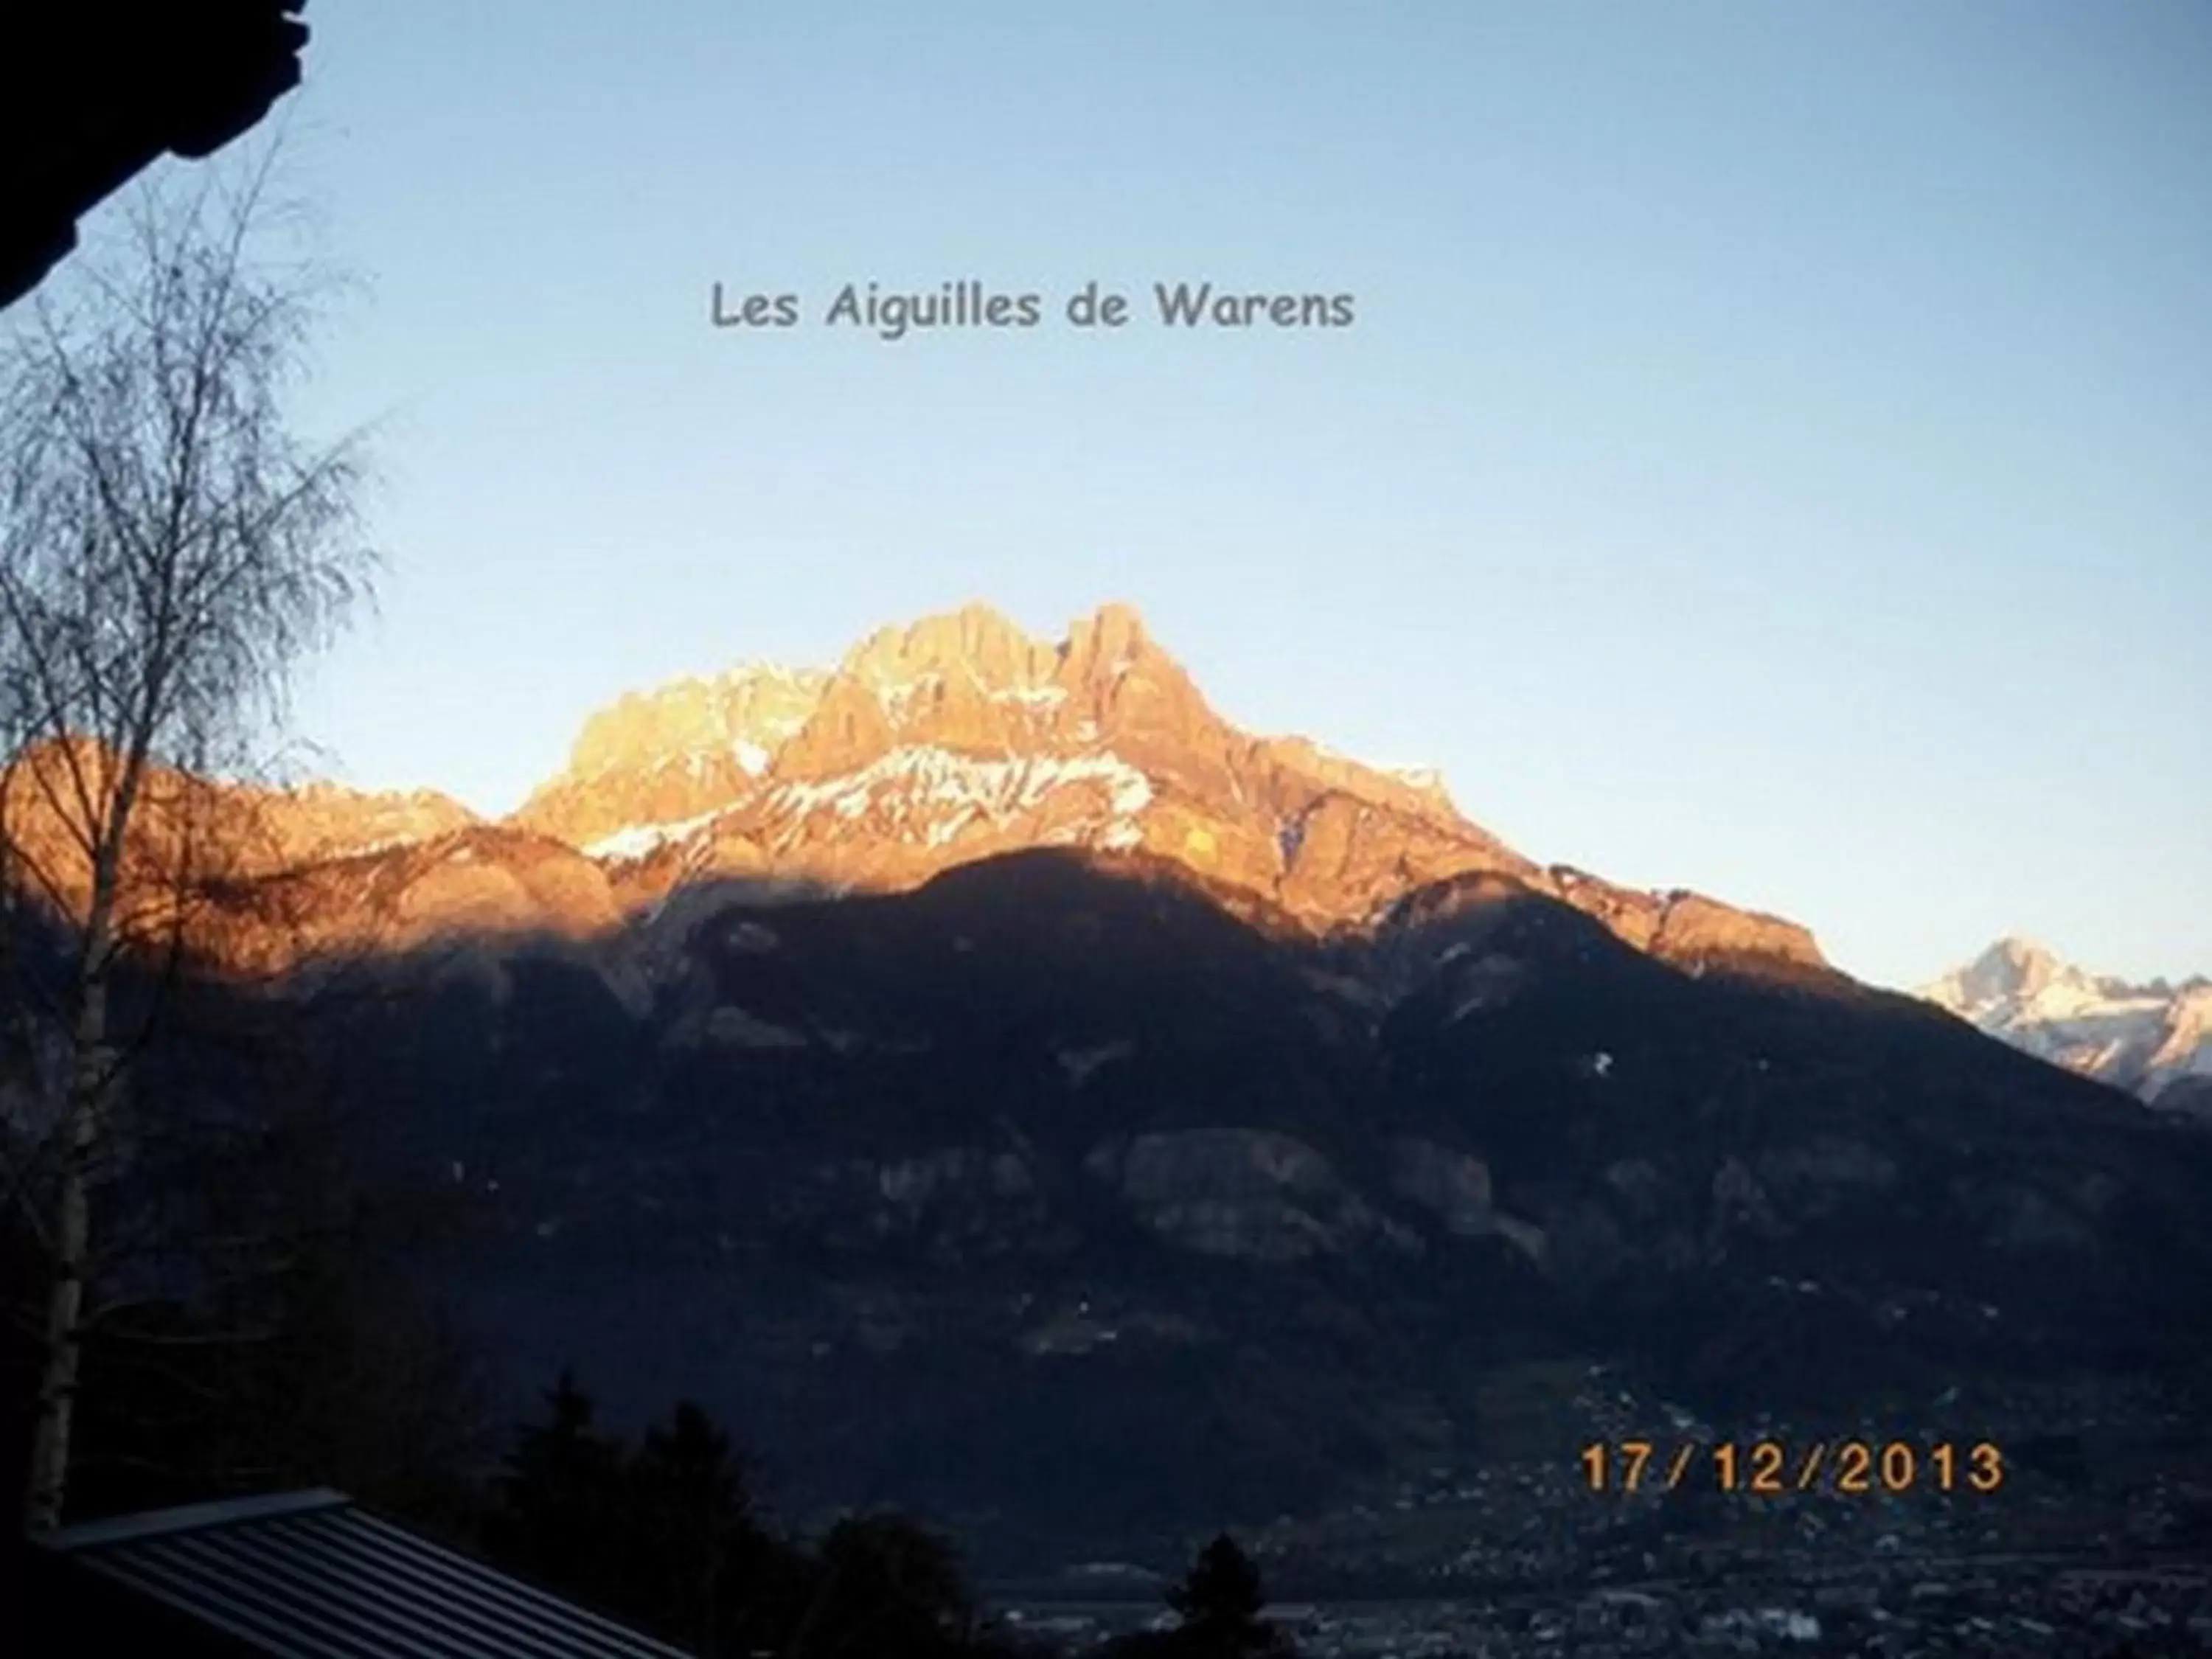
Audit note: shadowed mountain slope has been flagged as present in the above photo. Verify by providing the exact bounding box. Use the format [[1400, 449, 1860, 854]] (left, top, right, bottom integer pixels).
[[7, 605, 2206, 1568]]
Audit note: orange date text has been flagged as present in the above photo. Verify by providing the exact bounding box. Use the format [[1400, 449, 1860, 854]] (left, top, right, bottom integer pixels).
[[1579, 1439, 2005, 1496]]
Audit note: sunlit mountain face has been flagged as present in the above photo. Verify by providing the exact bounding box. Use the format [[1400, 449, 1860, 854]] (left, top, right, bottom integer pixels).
[[10, 604, 2211, 1572], [1924, 936, 2212, 1115], [8, 602, 1826, 982]]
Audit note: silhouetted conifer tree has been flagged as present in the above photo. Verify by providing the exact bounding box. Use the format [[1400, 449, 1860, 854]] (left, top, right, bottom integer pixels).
[[616, 1398, 759, 1654], [483, 1370, 626, 1604], [787, 1512, 980, 1658], [1110, 1533, 1294, 1658], [1168, 1535, 1264, 1630], [480, 1377, 1037, 1658]]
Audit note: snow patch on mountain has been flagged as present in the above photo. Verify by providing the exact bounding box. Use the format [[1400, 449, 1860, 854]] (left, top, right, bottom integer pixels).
[[584, 810, 723, 863], [1385, 764, 1450, 795], [766, 746, 1153, 835], [864, 670, 943, 719]]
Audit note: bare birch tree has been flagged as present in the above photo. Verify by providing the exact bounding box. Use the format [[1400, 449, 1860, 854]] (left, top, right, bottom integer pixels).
[[0, 151, 375, 1530]]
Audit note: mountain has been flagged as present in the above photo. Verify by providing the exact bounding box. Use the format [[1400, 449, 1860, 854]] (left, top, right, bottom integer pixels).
[[81, 602, 1820, 986], [514, 602, 1823, 975], [302, 846, 2211, 1573], [10, 604, 2212, 1574], [1921, 937, 2212, 1113]]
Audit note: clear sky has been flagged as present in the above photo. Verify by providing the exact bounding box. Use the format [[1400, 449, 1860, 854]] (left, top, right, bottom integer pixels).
[[114, 1, 2212, 990]]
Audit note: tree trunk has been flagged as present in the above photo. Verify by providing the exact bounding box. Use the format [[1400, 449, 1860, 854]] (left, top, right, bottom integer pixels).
[[24, 825, 122, 1531], [23, 977, 108, 1529]]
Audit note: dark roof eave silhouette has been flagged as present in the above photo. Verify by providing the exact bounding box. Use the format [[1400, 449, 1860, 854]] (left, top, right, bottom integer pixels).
[[25, 1487, 702, 1658], [0, 0, 310, 310]]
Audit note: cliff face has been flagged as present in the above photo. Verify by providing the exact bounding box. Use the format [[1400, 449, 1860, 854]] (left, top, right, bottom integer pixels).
[[512, 663, 829, 854], [1, 602, 1829, 982]]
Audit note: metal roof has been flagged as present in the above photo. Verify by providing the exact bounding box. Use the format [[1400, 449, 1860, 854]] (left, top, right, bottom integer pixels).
[[34, 1487, 698, 1658]]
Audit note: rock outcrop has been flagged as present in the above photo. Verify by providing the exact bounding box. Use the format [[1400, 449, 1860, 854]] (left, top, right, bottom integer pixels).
[[513, 664, 829, 853], [1085, 1129, 1401, 1263]]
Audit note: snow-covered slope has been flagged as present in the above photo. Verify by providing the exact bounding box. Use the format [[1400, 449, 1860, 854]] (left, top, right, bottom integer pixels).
[[1921, 938, 2212, 1110]]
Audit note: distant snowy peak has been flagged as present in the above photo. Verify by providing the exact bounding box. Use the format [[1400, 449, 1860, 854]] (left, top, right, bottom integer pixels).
[[1930, 936, 2102, 1020], [1921, 938, 2212, 1109]]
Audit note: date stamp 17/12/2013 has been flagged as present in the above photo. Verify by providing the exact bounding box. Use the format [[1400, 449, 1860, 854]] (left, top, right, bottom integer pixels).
[[1580, 1440, 2006, 1497]]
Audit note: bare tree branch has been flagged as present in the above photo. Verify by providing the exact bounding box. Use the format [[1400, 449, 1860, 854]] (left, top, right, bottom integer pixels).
[[0, 144, 377, 1530]]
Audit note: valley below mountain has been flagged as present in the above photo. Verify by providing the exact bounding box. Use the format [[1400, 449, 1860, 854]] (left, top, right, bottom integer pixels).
[[9, 603, 2211, 1586]]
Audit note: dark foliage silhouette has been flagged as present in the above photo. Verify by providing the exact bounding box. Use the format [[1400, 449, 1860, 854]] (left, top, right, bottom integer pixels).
[[790, 1511, 982, 1657], [1107, 1533, 1295, 1658], [480, 1374, 1045, 1657], [616, 1400, 763, 1654], [481, 1370, 630, 1610]]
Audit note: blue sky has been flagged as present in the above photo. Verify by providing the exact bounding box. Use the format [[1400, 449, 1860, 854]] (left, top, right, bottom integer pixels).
[[119, 2, 2212, 989]]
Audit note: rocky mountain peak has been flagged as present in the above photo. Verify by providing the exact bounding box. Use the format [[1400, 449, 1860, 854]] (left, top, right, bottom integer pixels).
[[1978, 936, 2062, 996], [514, 663, 829, 851], [1058, 599, 1152, 685], [1947, 938, 2062, 1013], [563, 663, 830, 780], [1923, 938, 2212, 1110], [841, 601, 1063, 695]]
